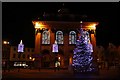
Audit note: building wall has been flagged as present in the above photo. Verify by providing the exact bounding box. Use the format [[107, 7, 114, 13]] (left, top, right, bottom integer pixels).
[[39, 29, 77, 67], [2, 43, 11, 68], [10, 46, 35, 62], [2, 44, 10, 60], [33, 21, 98, 68], [35, 29, 95, 67]]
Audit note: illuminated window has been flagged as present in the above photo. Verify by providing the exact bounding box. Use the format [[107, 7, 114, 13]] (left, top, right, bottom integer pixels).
[[56, 31, 63, 44], [69, 31, 76, 44], [42, 30, 50, 44]]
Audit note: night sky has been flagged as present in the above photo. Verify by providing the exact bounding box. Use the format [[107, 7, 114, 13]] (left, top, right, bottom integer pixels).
[[2, 2, 119, 48]]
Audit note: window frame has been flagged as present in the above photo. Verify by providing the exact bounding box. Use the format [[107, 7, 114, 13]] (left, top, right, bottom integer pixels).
[[56, 31, 64, 44], [42, 30, 50, 44], [69, 31, 76, 45]]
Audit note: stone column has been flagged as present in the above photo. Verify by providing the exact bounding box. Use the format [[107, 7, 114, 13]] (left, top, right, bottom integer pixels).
[[34, 30, 42, 69], [50, 29, 55, 67], [90, 33, 96, 47], [64, 33, 69, 67], [35, 32, 41, 54], [90, 32, 97, 62]]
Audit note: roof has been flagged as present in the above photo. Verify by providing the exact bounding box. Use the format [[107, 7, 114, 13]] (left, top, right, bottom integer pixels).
[[32, 3, 98, 22]]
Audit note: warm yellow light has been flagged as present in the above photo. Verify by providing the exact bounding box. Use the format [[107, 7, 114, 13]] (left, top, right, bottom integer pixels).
[[92, 24, 96, 30], [69, 57, 72, 65], [80, 21, 83, 23], [29, 57, 32, 59], [97, 58, 99, 61], [3, 41, 7, 44], [32, 58, 35, 61], [88, 24, 97, 30], [58, 57, 60, 60], [35, 22, 44, 29], [3, 41, 9, 44]]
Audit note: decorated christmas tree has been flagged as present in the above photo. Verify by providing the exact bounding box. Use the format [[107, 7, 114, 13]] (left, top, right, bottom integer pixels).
[[72, 28, 95, 73]]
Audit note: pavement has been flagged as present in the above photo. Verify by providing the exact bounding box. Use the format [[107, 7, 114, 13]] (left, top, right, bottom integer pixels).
[[1, 67, 120, 80]]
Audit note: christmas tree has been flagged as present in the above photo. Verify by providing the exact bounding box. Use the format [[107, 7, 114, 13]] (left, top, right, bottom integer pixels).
[[72, 28, 95, 73]]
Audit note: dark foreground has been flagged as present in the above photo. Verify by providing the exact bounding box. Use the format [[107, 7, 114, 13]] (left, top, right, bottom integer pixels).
[[1, 67, 120, 80]]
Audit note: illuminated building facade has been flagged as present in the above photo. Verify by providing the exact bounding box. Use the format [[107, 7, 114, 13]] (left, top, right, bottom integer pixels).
[[9, 46, 35, 67], [2, 41, 35, 68], [32, 5, 99, 68], [2, 41, 11, 68]]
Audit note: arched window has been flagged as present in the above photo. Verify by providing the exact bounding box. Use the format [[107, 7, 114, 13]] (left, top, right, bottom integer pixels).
[[83, 31, 90, 44], [42, 30, 50, 44], [69, 31, 76, 44], [56, 31, 63, 44]]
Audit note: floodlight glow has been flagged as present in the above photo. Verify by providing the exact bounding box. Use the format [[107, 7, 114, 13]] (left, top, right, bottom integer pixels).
[[29, 57, 32, 59], [3, 41, 9, 44], [88, 24, 97, 30], [58, 57, 60, 60], [32, 58, 35, 61], [35, 22, 44, 29]]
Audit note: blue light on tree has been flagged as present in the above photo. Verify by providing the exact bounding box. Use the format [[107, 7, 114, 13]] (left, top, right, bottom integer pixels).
[[72, 28, 95, 73]]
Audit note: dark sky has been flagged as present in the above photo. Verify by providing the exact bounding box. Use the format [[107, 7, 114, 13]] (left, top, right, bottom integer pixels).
[[2, 2, 119, 48]]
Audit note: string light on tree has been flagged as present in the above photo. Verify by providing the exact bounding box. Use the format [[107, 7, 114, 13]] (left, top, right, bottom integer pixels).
[[72, 28, 96, 73]]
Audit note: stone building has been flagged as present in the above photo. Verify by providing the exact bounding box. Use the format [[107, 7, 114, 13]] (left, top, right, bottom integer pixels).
[[2, 40, 35, 68], [32, 5, 99, 68]]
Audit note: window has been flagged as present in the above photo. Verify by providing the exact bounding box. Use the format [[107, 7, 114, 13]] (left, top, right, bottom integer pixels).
[[28, 49, 30, 52], [22, 54, 25, 58], [18, 54, 21, 58], [14, 48, 16, 51], [31, 49, 34, 52], [69, 31, 76, 44], [27, 55, 30, 59], [13, 54, 16, 58], [56, 31, 63, 44], [42, 30, 50, 44], [83, 31, 90, 44]]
